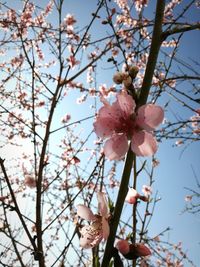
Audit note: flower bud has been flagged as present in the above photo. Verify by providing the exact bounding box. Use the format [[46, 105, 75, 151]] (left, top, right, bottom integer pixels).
[[131, 243, 151, 257], [115, 239, 130, 255], [128, 66, 139, 79], [123, 75, 132, 88], [113, 72, 124, 84], [123, 243, 151, 259], [125, 188, 140, 204]]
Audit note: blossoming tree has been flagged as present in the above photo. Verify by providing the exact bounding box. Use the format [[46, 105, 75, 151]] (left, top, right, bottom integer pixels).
[[0, 0, 199, 266]]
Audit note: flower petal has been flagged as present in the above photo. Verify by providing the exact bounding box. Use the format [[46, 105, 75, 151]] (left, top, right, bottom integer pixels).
[[99, 103, 121, 122], [117, 90, 136, 117], [76, 204, 95, 221], [104, 134, 129, 160], [136, 104, 164, 131], [97, 192, 109, 217], [79, 229, 92, 249], [79, 224, 103, 249], [93, 101, 123, 138], [131, 131, 157, 156], [102, 217, 110, 240], [93, 117, 117, 139]]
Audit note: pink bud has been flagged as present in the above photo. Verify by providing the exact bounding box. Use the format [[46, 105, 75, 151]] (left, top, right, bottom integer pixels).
[[123, 243, 151, 260], [115, 239, 130, 255], [125, 188, 140, 204], [130, 243, 151, 257]]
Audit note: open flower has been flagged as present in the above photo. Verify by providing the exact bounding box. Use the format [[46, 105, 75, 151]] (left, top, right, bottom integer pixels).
[[76, 192, 110, 249], [94, 90, 164, 160], [142, 185, 152, 198]]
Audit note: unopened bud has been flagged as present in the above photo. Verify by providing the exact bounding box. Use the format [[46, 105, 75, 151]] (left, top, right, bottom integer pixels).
[[115, 239, 130, 255], [128, 66, 139, 79], [123, 243, 151, 260], [123, 75, 132, 88], [113, 72, 124, 84]]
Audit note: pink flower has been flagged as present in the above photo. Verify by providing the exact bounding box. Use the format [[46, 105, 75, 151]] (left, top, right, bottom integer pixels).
[[67, 55, 80, 69], [94, 90, 164, 160], [61, 114, 71, 123], [142, 185, 152, 198], [64, 14, 76, 26], [76, 192, 110, 249], [185, 195, 192, 202], [24, 175, 36, 188]]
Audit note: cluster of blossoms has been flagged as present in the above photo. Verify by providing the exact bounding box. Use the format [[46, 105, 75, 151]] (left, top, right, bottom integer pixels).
[[94, 89, 164, 160], [62, 13, 79, 42], [76, 192, 110, 248], [134, 0, 149, 12], [190, 109, 200, 135], [164, 0, 181, 19]]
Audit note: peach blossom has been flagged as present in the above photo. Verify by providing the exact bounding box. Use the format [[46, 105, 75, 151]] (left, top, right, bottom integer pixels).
[[94, 90, 164, 160], [76, 192, 109, 249]]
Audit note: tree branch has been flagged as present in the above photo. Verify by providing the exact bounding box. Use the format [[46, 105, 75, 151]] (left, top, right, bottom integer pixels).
[[0, 158, 37, 254], [162, 23, 200, 40], [138, 0, 165, 106]]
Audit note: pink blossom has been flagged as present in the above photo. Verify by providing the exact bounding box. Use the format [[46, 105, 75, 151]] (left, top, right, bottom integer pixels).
[[24, 175, 36, 188], [185, 195, 192, 202], [190, 112, 200, 135], [76, 192, 110, 248], [64, 14, 76, 26], [61, 114, 71, 123], [175, 140, 183, 146], [152, 158, 160, 167], [134, 0, 149, 12], [93, 90, 164, 160], [142, 185, 152, 198], [67, 55, 80, 69]]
